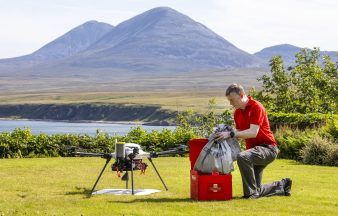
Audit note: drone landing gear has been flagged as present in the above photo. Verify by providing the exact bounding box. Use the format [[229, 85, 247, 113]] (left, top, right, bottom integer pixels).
[[88, 157, 168, 197], [89, 155, 112, 197], [148, 158, 168, 191]]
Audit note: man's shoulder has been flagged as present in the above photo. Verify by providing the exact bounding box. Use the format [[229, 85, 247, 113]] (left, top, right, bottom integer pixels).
[[249, 97, 265, 110], [234, 108, 241, 115]]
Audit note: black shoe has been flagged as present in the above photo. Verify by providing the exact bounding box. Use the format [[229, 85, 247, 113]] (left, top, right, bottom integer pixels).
[[282, 178, 292, 196]]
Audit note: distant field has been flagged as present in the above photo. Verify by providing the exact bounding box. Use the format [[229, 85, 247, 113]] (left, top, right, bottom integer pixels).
[[0, 157, 337, 215], [0, 90, 230, 112], [0, 67, 267, 112]]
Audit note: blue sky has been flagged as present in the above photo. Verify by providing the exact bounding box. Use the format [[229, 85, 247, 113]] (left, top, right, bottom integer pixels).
[[1, 0, 337, 58]]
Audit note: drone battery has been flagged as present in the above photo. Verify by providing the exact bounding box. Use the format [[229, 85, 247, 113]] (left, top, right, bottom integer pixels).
[[189, 138, 233, 201], [115, 142, 125, 159]]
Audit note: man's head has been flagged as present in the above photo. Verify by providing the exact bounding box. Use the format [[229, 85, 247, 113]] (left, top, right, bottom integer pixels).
[[225, 83, 248, 109]]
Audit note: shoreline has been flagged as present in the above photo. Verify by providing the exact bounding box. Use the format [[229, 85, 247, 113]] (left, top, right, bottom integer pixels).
[[0, 117, 174, 126], [0, 103, 175, 126]]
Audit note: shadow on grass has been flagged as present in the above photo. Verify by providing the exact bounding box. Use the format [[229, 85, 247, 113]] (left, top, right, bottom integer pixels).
[[65, 187, 244, 201], [109, 196, 242, 203], [65, 186, 92, 198]]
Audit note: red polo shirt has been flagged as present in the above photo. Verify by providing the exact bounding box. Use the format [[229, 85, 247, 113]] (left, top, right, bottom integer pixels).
[[234, 96, 276, 149]]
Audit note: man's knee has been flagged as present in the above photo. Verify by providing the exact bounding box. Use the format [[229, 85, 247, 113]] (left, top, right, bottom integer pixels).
[[237, 151, 250, 163]]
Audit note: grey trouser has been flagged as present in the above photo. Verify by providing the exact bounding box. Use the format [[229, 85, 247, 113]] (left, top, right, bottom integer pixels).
[[237, 145, 285, 197]]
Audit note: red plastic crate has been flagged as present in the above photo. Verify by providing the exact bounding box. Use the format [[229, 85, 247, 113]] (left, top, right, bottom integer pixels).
[[188, 138, 209, 169], [189, 138, 233, 201], [190, 170, 232, 201]]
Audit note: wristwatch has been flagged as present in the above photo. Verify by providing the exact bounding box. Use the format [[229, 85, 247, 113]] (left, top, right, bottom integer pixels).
[[230, 130, 235, 138]]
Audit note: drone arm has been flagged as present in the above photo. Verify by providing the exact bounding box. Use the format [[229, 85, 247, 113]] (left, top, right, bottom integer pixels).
[[73, 151, 115, 159], [149, 145, 188, 158]]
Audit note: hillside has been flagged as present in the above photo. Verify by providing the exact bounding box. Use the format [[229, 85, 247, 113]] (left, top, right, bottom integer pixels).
[[0, 21, 113, 69], [0, 104, 175, 125], [254, 44, 338, 66]]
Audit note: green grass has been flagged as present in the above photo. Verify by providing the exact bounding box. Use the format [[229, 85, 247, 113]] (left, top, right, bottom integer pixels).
[[0, 157, 337, 216]]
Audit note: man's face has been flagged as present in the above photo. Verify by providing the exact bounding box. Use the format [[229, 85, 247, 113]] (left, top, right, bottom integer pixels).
[[226, 92, 243, 109]]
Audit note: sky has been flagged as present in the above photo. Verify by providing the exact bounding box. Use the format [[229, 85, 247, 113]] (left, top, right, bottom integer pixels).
[[1, 0, 338, 58]]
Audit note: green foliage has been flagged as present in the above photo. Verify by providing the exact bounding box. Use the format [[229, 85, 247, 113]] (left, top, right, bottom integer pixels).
[[268, 112, 337, 130], [320, 117, 338, 141], [274, 126, 317, 160], [0, 126, 196, 159], [123, 126, 196, 151], [176, 98, 233, 137], [274, 124, 337, 166], [300, 135, 338, 166], [251, 48, 338, 114], [0, 128, 34, 158]]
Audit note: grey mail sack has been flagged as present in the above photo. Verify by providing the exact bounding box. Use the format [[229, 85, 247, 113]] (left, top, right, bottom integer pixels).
[[193, 134, 234, 174]]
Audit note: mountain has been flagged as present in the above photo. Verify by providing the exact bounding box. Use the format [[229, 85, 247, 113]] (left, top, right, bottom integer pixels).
[[0, 7, 264, 74], [254, 44, 338, 66], [0, 21, 114, 67], [62, 7, 263, 72]]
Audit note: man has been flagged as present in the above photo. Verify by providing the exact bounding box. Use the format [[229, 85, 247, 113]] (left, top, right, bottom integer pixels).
[[215, 83, 292, 199]]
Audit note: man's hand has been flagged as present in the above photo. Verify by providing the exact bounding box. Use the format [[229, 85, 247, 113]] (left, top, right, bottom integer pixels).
[[214, 131, 231, 141]]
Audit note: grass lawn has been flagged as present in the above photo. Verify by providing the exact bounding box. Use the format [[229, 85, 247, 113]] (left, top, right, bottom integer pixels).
[[0, 157, 337, 216]]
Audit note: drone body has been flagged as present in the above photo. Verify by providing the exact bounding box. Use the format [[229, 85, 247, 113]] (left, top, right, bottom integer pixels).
[[111, 143, 149, 173], [71, 142, 188, 196]]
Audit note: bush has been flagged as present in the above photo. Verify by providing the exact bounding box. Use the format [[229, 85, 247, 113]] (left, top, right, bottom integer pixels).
[[268, 112, 337, 130], [326, 147, 338, 166], [274, 126, 317, 160], [176, 99, 233, 138], [272, 114, 337, 163], [300, 135, 338, 166], [122, 126, 197, 151], [0, 128, 34, 158], [320, 118, 338, 141], [0, 126, 198, 159]]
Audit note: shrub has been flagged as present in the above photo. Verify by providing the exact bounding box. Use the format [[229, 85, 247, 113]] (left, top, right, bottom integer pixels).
[[320, 118, 338, 141], [0, 126, 198, 158], [300, 135, 338, 166], [176, 99, 233, 138], [274, 126, 317, 160], [326, 147, 338, 166], [268, 112, 337, 130]]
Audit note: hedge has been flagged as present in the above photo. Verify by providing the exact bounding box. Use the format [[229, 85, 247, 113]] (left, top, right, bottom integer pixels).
[[268, 112, 337, 130], [0, 127, 197, 159]]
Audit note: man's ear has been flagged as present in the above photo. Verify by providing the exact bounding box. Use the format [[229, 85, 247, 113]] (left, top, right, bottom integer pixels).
[[240, 93, 244, 98]]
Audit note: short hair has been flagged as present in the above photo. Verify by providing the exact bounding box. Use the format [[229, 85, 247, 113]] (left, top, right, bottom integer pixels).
[[225, 83, 245, 96]]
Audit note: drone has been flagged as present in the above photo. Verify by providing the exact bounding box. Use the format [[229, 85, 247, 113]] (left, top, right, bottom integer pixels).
[[70, 142, 188, 197]]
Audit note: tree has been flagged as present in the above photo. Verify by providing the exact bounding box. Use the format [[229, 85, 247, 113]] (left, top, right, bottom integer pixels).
[[251, 48, 337, 114], [176, 98, 233, 137]]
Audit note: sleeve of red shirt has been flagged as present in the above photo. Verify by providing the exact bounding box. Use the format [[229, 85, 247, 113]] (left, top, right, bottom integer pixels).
[[234, 110, 240, 129], [234, 121, 239, 129], [250, 104, 264, 126]]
